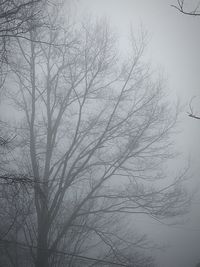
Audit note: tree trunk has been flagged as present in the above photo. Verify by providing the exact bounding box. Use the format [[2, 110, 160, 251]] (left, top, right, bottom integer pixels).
[[36, 246, 48, 267], [36, 209, 49, 267]]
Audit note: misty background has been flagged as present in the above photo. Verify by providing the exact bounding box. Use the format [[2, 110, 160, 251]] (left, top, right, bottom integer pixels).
[[74, 0, 200, 266], [0, 1, 200, 267]]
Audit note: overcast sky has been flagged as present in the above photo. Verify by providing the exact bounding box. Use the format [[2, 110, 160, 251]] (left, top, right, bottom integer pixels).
[[75, 1, 200, 266], [75, 0, 200, 163]]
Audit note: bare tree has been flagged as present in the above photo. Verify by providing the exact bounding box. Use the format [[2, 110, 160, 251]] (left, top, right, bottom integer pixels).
[[0, 0, 43, 56], [172, 0, 200, 16], [171, 1, 200, 120], [0, 0, 43, 93], [0, 2, 44, 262], [187, 96, 200, 120], [1, 2, 189, 267], [0, 0, 44, 153], [0, 2, 49, 258]]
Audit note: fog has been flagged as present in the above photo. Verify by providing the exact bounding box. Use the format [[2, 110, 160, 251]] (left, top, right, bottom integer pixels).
[[0, 1, 200, 267], [76, 1, 200, 266]]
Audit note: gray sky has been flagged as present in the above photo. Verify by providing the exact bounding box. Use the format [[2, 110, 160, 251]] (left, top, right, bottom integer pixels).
[[76, 1, 200, 266], [77, 0, 200, 158], [0, 1, 199, 266]]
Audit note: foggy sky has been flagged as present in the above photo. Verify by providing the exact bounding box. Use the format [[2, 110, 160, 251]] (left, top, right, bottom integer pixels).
[[76, 1, 200, 266]]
